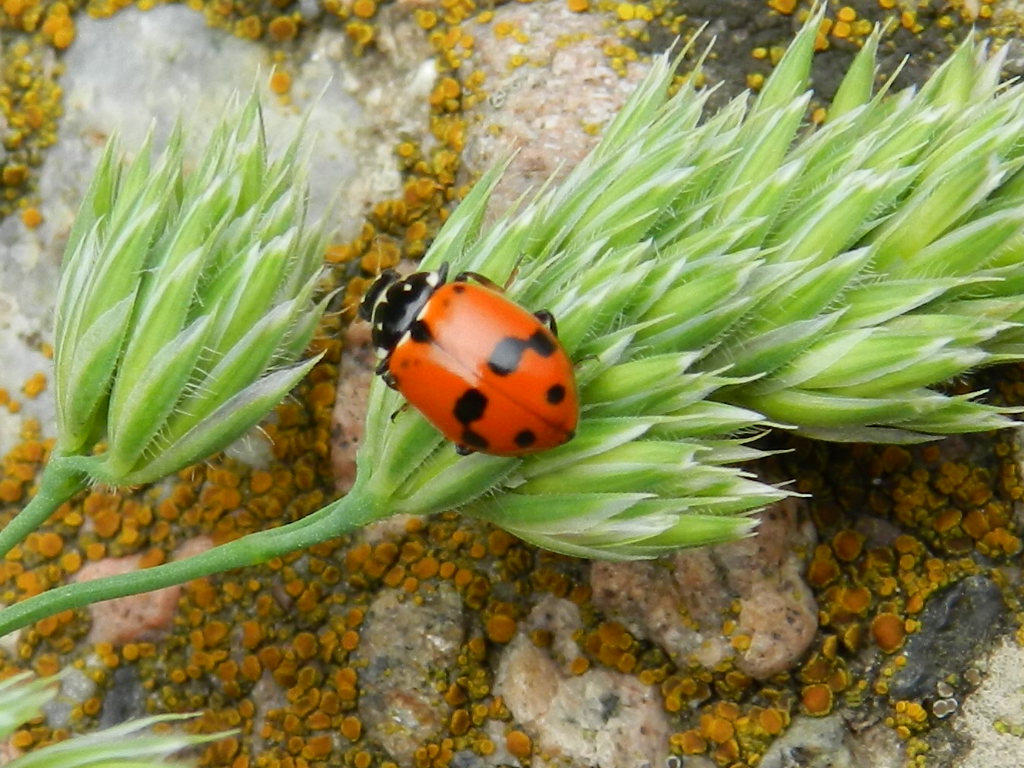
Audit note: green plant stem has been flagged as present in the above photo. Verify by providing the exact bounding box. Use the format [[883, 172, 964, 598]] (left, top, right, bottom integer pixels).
[[0, 477, 383, 637], [0, 457, 89, 561]]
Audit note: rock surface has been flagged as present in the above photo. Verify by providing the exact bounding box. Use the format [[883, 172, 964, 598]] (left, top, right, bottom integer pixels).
[[592, 498, 818, 679], [495, 596, 671, 768]]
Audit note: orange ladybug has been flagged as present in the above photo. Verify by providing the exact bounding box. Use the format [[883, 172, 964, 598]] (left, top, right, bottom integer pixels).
[[359, 263, 578, 456]]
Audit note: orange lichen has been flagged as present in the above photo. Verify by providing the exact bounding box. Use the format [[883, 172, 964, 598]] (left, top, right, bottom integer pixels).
[[831, 529, 864, 562], [20, 372, 46, 399], [569, 656, 589, 676], [485, 613, 517, 643], [870, 612, 906, 653], [269, 70, 291, 95], [839, 586, 872, 616], [506, 729, 532, 759], [808, 544, 840, 587], [801, 683, 833, 716], [267, 15, 297, 41], [20, 207, 42, 228], [351, 0, 375, 19], [340, 715, 362, 741]]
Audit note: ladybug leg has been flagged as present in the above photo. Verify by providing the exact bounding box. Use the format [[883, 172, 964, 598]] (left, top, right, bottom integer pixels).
[[534, 310, 558, 337], [455, 444, 475, 456], [454, 270, 505, 292], [389, 402, 410, 422], [376, 358, 399, 390], [505, 253, 527, 288]]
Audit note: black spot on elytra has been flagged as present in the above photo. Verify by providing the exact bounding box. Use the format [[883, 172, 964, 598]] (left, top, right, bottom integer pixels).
[[487, 330, 557, 376], [461, 428, 489, 450], [514, 429, 536, 448], [528, 330, 556, 356], [453, 284, 466, 293], [409, 319, 432, 343], [453, 388, 488, 424], [546, 384, 565, 405]]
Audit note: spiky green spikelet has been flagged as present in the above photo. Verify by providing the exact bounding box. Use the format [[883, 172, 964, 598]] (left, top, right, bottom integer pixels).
[[0, 673, 228, 767], [0, 94, 328, 568], [53, 96, 328, 486], [360, 13, 1024, 559]]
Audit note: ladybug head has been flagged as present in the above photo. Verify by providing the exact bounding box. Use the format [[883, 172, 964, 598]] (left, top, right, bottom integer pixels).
[[358, 269, 399, 322], [360, 265, 449, 355]]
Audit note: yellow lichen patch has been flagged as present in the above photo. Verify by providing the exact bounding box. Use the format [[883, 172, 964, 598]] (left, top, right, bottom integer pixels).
[[890, 699, 930, 738], [269, 69, 292, 95], [40, 2, 75, 49], [267, 14, 298, 41], [20, 371, 46, 399], [20, 206, 42, 228], [352, 0, 375, 18], [0, 38, 63, 216]]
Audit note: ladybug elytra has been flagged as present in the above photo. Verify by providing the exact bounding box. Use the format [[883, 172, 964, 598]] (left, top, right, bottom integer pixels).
[[359, 263, 578, 456]]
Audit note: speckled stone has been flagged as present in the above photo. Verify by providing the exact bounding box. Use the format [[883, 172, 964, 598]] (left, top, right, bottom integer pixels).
[[330, 321, 375, 493], [38, 667, 96, 732], [888, 575, 1005, 701], [950, 636, 1024, 768], [97, 665, 147, 727], [592, 498, 818, 679], [457, 0, 644, 220], [494, 595, 671, 768], [354, 584, 465, 763], [759, 712, 906, 768]]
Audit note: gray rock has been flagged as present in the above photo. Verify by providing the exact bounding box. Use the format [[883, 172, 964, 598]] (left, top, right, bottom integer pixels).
[[888, 575, 1005, 701], [760, 712, 905, 768]]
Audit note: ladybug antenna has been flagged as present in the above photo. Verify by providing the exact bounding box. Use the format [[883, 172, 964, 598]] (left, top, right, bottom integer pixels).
[[358, 269, 399, 321]]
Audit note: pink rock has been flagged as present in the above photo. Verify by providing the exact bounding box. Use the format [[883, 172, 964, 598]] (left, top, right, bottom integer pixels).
[[74, 536, 213, 645], [0, 741, 22, 762], [592, 499, 818, 679], [330, 321, 374, 494], [457, 1, 645, 221], [495, 596, 671, 768]]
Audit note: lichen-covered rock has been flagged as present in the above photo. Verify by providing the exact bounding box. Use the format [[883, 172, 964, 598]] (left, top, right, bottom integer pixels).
[[592, 498, 818, 679], [495, 596, 670, 768], [354, 584, 465, 763]]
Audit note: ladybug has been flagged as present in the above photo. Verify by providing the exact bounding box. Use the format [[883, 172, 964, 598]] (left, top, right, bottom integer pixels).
[[359, 263, 578, 456]]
